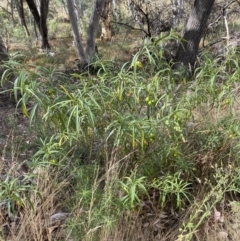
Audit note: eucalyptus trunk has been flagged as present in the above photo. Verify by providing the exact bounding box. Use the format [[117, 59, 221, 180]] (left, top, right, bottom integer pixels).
[[16, 0, 30, 37], [0, 37, 9, 86], [0, 37, 8, 63], [40, 0, 50, 49], [66, 0, 87, 64], [175, 0, 215, 66], [25, 0, 50, 49], [85, 0, 105, 62], [101, 0, 113, 41]]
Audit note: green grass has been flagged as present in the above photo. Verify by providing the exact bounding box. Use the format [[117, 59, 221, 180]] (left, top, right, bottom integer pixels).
[[1, 31, 240, 241]]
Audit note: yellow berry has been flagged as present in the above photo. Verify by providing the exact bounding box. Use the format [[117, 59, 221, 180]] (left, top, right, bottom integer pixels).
[[136, 61, 143, 68]]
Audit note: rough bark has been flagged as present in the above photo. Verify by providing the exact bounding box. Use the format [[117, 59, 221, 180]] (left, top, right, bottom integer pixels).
[[66, 0, 87, 64], [25, 0, 41, 29], [127, 0, 145, 37], [9, 0, 16, 26], [0, 37, 8, 63], [172, 0, 184, 26], [40, 0, 50, 49], [112, 0, 118, 21], [0, 37, 9, 86], [73, 0, 84, 20], [101, 0, 113, 41], [175, 0, 215, 67], [85, 0, 106, 62], [25, 0, 50, 49], [16, 0, 30, 37]]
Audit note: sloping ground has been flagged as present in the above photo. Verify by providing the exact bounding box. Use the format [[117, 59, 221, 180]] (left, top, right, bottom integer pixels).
[[0, 92, 67, 239], [1, 87, 240, 241], [0, 92, 18, 160], [1, 40, 240, 240]]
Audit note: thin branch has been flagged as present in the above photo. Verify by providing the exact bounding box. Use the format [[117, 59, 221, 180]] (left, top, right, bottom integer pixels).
[[110, 20, 148, 36], [0, 6, 12, 16]]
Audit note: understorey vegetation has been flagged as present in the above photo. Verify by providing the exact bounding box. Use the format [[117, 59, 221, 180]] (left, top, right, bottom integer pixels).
[[1, 33, 240, 240], [1, 0, 240, 240]]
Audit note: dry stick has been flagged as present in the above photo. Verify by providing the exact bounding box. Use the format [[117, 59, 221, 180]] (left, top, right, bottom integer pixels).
[[0, 6, 12, 16], [223, 12, 229, 47], [222, 0, 239, 48], [203, 0, 239, 48]]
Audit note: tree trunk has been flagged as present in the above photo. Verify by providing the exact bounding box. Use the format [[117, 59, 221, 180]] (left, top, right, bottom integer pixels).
[[179, 0, 184, 10], [85, 0, 105, 62], [66, 0, 87, 64], [112, 0, 118, 21], [101, 0, 113, 41], [0, 37, 8, 63], [16, 0, 30, 37], [175, 0, 215, 67], [25, 0, 50, 49], [33, 20, 39, 42], [25, 0, 41, 29], [40, 0, 50, 49], [127, 0, 145, 37], [172, 0, 180, 26], [73, 0, 84, 20], [172, 0, 184, 27], [0, 37, 9, 86], [9, 0, 16, 27]]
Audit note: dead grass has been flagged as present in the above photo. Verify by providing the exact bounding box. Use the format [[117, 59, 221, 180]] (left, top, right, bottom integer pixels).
[[1, 4, 240, 239], [0, 106, 70, 240], [1, 168, 70, 241], [194, 203, 240, 241], [6, 30, 144, 73]]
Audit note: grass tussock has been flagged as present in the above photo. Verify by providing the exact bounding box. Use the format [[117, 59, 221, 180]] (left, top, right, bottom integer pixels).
[[1, 32, 240, 241]]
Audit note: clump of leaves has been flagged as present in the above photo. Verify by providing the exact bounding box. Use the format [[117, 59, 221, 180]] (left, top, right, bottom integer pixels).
[[119, 171, 149, 210], [151, 172, 191, 209]]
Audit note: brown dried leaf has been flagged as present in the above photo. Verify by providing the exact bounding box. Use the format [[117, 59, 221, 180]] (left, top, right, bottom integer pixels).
[[214, 210, 221, 221], [218, 231, 228, 239], [143, 222, 149, 228], [159, 212, 168, 219], [152, 218, 160, 226]]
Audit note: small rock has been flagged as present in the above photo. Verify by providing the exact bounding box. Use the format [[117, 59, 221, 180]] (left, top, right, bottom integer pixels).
[[50, 212, 70, 224]]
